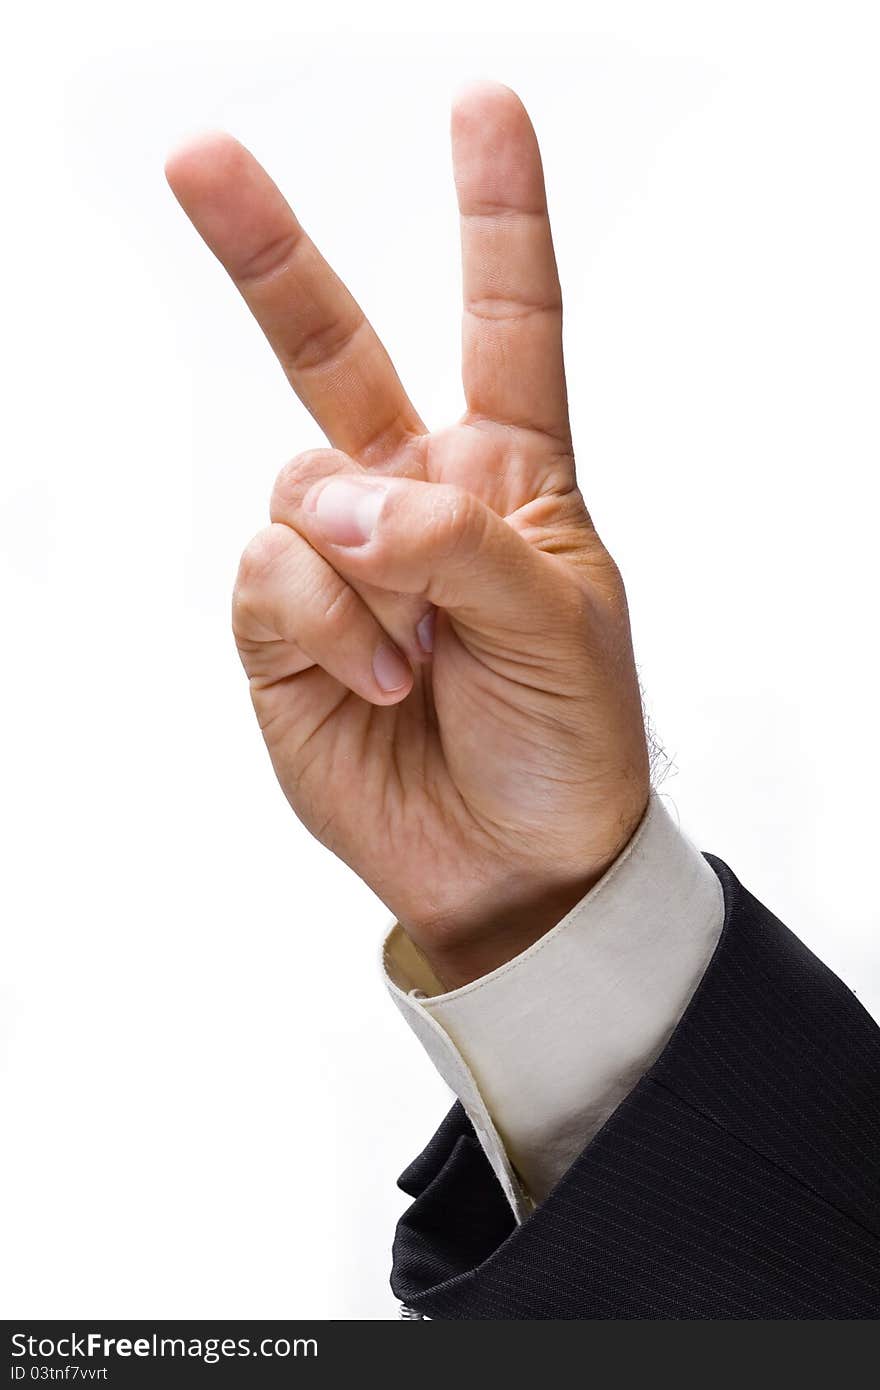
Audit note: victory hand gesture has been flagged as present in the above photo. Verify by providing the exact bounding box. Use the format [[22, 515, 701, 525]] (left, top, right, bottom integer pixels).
[[166, 83, 649, 987]]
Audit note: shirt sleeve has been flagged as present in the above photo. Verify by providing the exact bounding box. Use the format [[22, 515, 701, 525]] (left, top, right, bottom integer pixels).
[[382, 792, 725, 1219]]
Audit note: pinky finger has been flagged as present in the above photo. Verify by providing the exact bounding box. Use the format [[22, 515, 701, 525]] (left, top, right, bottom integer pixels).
[[233, 523, 413, 705]]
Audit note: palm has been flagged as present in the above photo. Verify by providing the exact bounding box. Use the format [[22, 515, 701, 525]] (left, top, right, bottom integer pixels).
[[247, 417, 617, 933], [167, 84, 646, 967]]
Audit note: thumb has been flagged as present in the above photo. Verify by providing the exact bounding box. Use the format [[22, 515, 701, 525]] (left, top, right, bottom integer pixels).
[[298, 474, 586, 642]]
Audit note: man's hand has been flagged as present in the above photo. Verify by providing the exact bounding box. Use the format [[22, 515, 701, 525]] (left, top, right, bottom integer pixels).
[[165, 83, 649, 988]]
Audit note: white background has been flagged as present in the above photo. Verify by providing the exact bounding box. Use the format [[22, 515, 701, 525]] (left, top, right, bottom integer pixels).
[[2, 1, 878, 1319]]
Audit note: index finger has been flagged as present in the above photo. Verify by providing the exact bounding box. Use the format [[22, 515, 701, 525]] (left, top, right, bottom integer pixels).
[[165, 133, 424, 462]]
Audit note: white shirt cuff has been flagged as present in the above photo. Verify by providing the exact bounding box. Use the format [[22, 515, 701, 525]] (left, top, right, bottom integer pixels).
[[382, 792, 725, 1218]]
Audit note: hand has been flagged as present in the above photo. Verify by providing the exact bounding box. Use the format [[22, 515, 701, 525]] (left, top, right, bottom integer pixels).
[[166, 83, 649, 988]]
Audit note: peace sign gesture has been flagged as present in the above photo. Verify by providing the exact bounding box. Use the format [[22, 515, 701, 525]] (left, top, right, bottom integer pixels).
[[166, 83, 649, 988]]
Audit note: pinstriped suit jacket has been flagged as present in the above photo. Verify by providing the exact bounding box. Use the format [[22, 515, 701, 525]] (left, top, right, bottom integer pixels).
[[390, 856, 880, 1318]]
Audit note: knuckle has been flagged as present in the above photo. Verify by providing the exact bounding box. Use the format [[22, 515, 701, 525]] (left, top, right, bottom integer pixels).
[[270, 448, 349, 518], [232, 527, 291, 636], [236, 525, 289, 591], [270, 456, 310, 514], [315, 576, 360, 643], [567, 560, 631, 656], [590, 548, 628, 608], [420, 485, 484, 565]]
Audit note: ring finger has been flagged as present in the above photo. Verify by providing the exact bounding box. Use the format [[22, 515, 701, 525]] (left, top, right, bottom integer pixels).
[[233, 523, 414, 707]]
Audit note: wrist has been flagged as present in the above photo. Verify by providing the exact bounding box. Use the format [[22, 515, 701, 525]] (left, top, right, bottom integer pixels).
[[402, 794, 650, 990], [407, 876, 598, 990]]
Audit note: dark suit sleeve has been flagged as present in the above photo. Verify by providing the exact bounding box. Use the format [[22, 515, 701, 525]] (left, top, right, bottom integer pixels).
[[390, 855, 880, 1318]]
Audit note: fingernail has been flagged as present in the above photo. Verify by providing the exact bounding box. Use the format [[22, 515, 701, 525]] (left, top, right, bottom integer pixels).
[[373, 642, 411, 693], [310, 478, 387, 546], [416, 607, 436, 654]]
